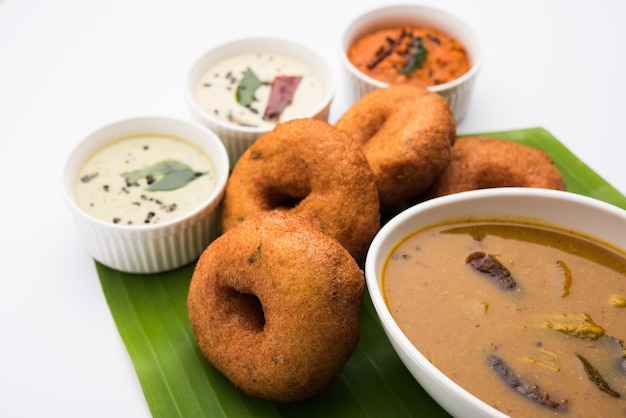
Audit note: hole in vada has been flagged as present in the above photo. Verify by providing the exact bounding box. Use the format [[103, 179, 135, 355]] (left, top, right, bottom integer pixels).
[[223, 287, 266, 332], [265, 188, 306, 210]]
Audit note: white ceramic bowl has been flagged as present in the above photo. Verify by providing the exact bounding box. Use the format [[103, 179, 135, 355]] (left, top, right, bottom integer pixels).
[[186, 37, 335, 169], [340, 4, 483, 122], [365, 188, 626, 417], [62, 116, 229, 274]]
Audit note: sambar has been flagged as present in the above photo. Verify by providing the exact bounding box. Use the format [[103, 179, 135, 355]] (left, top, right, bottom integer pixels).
[[384, 220, 626, 417]]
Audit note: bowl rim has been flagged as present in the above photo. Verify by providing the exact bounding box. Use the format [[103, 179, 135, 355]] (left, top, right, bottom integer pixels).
[[339, 3, 484, 93], [62, 115, 230, 232], [364, 187, 626, 416], [185, 36, 336, 135]]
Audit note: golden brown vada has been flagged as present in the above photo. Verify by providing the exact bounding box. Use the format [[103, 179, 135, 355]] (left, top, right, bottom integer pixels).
[[335, 84, 457, 209], [221, 118, 380, 264], [425, 136, 566, 197], [188, 211, 364, 403]]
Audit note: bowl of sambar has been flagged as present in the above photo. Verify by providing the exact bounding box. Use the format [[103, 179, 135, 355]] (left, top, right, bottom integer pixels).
[[365, 188, 626, 417]]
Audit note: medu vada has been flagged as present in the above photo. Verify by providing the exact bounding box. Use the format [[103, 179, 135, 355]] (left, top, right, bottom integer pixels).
[[221, 118, 380, 264], [425, 136, 566, 197], [188, 211, 364, 403], [335, 84, 456, 209]]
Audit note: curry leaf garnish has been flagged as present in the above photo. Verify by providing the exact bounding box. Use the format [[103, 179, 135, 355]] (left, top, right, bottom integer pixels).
[[236, 67, 262, 108], [122, 160, 190, 180], [248, 243, 262, 264], [121, 160, 206, 192], [146, 169, 206, 191], [400, 36, 428, 75], [576, 354, 621, 397]]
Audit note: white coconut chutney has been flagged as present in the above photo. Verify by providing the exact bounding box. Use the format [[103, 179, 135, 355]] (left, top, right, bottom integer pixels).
[[74, 134, 216, 225], [194, 51, 325, 128]]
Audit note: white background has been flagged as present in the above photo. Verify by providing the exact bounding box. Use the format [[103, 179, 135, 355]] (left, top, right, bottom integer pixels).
[[1, 0, 625, 416]]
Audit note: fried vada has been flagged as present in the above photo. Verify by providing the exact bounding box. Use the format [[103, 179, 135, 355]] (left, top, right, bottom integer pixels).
[[188, 211, 364, 403], [335, 84, 457, 209], [221, 118, 380, 264], [425, 136, 566, 197]]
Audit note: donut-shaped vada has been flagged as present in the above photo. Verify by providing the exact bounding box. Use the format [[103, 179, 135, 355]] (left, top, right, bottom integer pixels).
[[335, 84, 456, 209], [221, 118, 380, 264], [425, 136, 566, 197], [188, 211, 364, 403]]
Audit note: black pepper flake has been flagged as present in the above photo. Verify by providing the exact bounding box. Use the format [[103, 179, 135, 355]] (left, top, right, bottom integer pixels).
[[391, 252, 411, 261], [81, 173, 99, 183], [144, 211, 155, 224], [146, 174, 155, 185], [168, 203, 177, 212], [427, 33, 441, 45], [113, 217, 121, 224], [143, 145, 149, 150], [103, 185, 110, 192], [132, 202, 141, 206]]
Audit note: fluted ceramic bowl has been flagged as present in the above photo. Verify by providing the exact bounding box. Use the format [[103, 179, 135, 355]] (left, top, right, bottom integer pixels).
[[186, 37, 335, 169], [340, 4, 482, 122], [365, 188, 626, 417], [62, 116, 229, 274]]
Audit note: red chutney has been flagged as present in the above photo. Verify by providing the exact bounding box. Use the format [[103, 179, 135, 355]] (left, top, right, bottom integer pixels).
[[348, 25, 471, 87]]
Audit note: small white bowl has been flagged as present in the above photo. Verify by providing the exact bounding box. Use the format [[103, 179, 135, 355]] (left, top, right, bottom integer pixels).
[[340, 4, 483, 122], [186, 37, 335, 169], [365, 188, 626, 417], [62, 116, 229, 274]]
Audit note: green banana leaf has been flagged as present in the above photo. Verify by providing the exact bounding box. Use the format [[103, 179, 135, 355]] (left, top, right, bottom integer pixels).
[[95, 127, 626, 417]]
